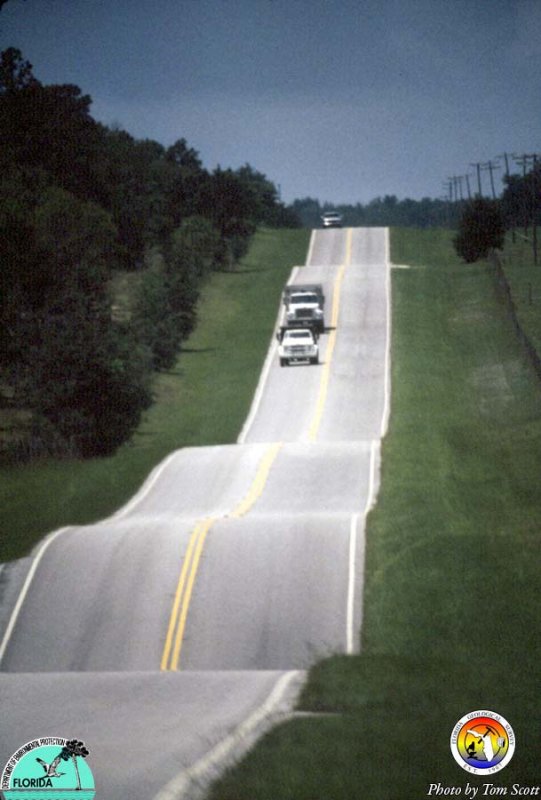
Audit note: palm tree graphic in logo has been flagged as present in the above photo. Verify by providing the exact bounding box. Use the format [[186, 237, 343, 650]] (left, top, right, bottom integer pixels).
[[58, 739, 90, 790]]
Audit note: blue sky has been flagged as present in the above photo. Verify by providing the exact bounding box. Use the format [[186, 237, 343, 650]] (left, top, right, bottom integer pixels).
[[1, 0, 539, 204]]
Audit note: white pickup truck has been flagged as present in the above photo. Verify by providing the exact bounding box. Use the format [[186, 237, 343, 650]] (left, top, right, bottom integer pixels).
[[282, 284, 325, 333], [277, 327, 319, 366]]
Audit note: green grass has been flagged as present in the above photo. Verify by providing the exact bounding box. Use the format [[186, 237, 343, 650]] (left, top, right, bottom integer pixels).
[[208, 228, 541, 799], [499, 231, 541, 355], [0, 227, 310, 561]]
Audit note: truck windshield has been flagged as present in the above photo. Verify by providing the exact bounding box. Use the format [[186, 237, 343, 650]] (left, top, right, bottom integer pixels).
[[291, 294, 319, 304]]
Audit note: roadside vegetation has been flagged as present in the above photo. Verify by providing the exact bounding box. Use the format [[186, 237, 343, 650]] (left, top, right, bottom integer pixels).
[[499, 232, 541, 355], [0, 47, 299, 466], [208, 228, 541, 799], [0, 228, 309, 562]]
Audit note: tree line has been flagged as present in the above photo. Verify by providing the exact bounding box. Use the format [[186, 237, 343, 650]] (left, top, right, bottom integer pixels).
[[290, 169, 541, 264], [0, 47, 299, 462], [291, 195, 453, 229]]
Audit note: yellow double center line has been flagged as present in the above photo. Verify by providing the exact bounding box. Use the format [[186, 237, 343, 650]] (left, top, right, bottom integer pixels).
[[160, 442, 282, 671], [160, 517, 213, 671], [161, 229, 353, 669], [308, 228, 353, 441]]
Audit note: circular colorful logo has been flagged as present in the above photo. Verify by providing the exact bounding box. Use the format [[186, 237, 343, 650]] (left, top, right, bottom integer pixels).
[[1, 737, 95, 799], [450, 710, 515, 774]]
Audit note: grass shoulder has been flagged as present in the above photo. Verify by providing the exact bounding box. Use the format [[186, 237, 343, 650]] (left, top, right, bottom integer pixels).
[[208, 228, 541, 799], [499, 233, 541, 355]]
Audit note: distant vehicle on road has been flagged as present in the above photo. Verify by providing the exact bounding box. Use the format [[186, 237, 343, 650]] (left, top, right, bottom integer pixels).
[[321, 211, 343, 228], [277, 327, 319, 366], [282, 283, 325, 333]]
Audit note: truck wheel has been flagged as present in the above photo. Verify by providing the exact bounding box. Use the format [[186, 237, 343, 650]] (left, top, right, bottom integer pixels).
[[310, 356, 319, 365], [280, 358, 288, 367]]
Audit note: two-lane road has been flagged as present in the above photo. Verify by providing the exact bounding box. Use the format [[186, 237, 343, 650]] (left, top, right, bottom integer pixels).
[[0, 227, 390, 799]]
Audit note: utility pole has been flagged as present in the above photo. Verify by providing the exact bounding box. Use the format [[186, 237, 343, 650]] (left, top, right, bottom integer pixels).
[[464, 174, 472, 200], [498, 152, 514, 182], [498, 153, 516, 241], [482, 160, 500, 199], [443, 180, 453, 203], [532, 153, 537, 266], [514, 154, 539, 264], [470, 162, 483, 196], [442, 183, 453, 227], [514, 154, 532, 237], [514, 154, 529, 178]]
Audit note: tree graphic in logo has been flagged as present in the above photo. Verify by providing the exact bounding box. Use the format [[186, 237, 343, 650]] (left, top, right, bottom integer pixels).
[[2, 736, 95, 800], [59, 739, 90, 791]]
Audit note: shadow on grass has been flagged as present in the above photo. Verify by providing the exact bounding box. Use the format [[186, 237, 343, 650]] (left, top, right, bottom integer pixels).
[[179, 347, 217, 354], [229, 266, 276, 274]]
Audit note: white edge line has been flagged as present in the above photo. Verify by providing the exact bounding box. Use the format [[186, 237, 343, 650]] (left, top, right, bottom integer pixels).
[[0, 442, 181, 663], [366, 439, 378, 515], [0, 526, 70, 665], [346, 513, 359, 654], [237, 266, 299, 444], [346, 437, 378, 654], [305, 228, 316, 267], [109, 450, 180, 521], [237, 228, 317, 444], [381, 227, 392, 438], [152, 670, 303, 800], [0, 444, 180, 663], [238, 228, 317, 444]]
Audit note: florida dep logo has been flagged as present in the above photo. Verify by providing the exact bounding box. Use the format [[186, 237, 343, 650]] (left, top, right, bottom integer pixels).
[[1, 737, 95, 799], [450, 710, 516, 774]]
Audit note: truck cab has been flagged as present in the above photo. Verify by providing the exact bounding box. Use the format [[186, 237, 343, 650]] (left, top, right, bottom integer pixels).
[[277, 327, 319, 366], [282, 284, 325, 333]]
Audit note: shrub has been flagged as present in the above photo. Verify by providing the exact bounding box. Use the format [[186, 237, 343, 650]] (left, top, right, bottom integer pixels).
[[29, 292, 152, 457], [454, 198, 505, 263]]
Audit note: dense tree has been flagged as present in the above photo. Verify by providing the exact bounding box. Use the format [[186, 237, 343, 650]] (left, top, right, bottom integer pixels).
[[453, 198, 505, 263], [234, 164, 300, 228], [0, 46, 296, 461], [194, 168, 257, 266], [170, 216, 221, 279], [196, 168, 256, 233], [132, 216, 221, 371], [165, 138, 202, 171], [501, 165, 541, 234], [34, 186, 118, 296], [0, 46, 38, 93], [0, 71, 102, 200], [290, 197, 322, 229], [28, 291, 152, 457], [162, 139, 206, 231]]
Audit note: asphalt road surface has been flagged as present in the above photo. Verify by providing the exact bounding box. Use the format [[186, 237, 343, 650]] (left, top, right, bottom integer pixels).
[[0, 227, 390, 799]]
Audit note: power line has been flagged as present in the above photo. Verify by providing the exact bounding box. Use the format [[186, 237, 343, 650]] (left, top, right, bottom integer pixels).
[[481, 160, 500, 199], [513, 153, 540, 264]]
